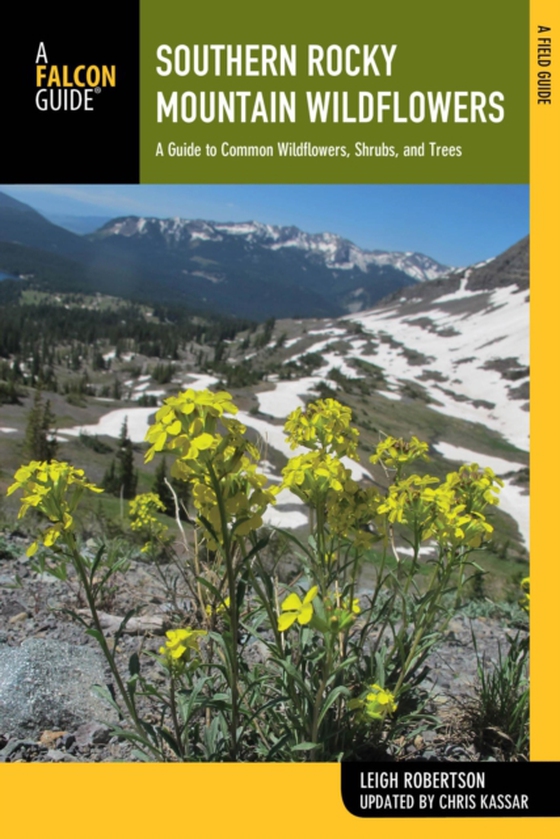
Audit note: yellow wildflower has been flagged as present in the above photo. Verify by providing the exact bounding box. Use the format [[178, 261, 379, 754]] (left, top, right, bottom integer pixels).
[[282, 452, 350, 505], [284, 398, 359, 459], [278, 586, 318, 632], [326, 482, 382, 544], [159, 627, 207, 663], [145, 388, 237, 465], [445, 464, 503, 513], [370, 436, 429, 471], [364, 684, 398, 719], [7, 460, 103, 556], [205, 596, 231, 618], [129, 493, 169, 551], [350, 683, 398, 721]]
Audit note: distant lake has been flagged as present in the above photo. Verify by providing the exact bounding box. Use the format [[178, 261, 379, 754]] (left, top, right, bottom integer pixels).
[[0, 271, 20, 281]]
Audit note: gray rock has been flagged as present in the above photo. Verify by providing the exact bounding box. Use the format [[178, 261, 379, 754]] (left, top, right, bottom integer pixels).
[[46, 748, 78, 762], [0, 738, 37, 762], [0, 638, 117, 739], [74, 721, 111, 747]]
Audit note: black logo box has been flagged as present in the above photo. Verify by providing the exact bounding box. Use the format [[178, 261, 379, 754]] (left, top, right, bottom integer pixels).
[[2, 2, 139, 184]]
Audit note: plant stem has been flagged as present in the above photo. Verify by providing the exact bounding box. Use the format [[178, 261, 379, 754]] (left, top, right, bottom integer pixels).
[[66, 535, 161, 759], [207, 462, 240, 761]]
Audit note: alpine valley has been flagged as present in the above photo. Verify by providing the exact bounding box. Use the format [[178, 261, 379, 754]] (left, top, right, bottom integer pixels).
[[0, 191, 529, 597]]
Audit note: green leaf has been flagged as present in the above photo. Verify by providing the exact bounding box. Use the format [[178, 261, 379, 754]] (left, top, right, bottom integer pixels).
[[275, 659, 315, 703], [86, 628, 105, 645], [197, 576, 223, 600], [244, 535, 270, 562], [90, 683, 122, 716], [198, 514, 220, 545], [236, 578, 246, 611], [90, 543, 106, 580], [129, 652, 140, 677], [291, 741, 318, 752], [114, 607, 141, 649], [158, 727, 182, 758], [317, 685, 352, 728], [177, 676, 211, 721], [266, 732, 293, 760], [274, 528, 314, 562]]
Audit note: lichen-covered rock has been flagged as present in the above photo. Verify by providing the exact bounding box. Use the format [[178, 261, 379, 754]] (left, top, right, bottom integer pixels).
[[0, 638, 116, 739]]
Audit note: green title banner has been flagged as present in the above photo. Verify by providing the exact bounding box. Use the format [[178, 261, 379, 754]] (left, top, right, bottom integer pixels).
[[140, 0, 528, 183]]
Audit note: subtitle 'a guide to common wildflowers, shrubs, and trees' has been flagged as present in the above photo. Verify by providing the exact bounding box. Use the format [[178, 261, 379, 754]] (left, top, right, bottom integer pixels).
[[0, 0, 558, 836]]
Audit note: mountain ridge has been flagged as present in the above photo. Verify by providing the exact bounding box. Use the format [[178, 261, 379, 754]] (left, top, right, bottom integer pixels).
[[92, 215, 453, 282], [0, 190, 527, 322]]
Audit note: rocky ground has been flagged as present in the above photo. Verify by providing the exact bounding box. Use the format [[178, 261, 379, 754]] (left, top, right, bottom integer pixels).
[[0, 531, 528, 763]]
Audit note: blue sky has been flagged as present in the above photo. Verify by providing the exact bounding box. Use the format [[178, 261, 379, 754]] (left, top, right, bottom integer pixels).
[[1, 184, 528, 268]]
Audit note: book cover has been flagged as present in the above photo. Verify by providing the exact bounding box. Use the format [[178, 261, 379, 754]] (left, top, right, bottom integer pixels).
[[0, 0, 557, 835]]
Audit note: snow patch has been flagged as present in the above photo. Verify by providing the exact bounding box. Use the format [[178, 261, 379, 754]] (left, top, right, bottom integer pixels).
[[58, 408, 156, 443]]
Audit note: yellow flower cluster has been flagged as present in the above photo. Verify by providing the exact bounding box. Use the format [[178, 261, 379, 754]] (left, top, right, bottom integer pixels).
[[363, 684, 398, 720], [369, 435, 429, 470], [284, 398, 359, 459], [377, 474, 439, 525], [280, 408, 498, 553], [7, 460, 103, 556], [159, 627, 207, 665], [191, 458, 277, 548], [129, 492, 166, 527], [145, 388, 239, 470], [377, 469, 498, 549], [144, 389, 277, 547], [447, 463, 503, 511], [326, 481, 383, 547], [281, 452, 351, 506], [349, 684, 398, 722], [205, 596, 230, 618], [129, 492, 169, 552]]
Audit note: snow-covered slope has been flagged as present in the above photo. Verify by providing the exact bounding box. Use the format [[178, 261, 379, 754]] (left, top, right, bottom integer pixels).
[[345, 278, 529, 451]]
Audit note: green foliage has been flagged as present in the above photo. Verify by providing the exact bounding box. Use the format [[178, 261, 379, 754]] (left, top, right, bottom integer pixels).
[[278, 352, 324, 380], [0, 531, 20, 560], [0, 289, 253, 363], [92, 350, 107, 371], [79, 432, 113, 454], [151, 362, 176, 384], [23, 390, 58, 461], [62, 372, 93, 405], [469, 630, 529, 758], [223, 362, 262, 389], [0, 376, 23, 405], [137, 393, 158, 407], [254, 317, 276, 349], [102, 418, 138, 499]]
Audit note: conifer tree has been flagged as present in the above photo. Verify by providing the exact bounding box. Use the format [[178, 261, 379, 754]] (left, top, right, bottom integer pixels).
[[23, 390, 58, 461], [102, 417, 138, 499], [117, 417, 138, 499]]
